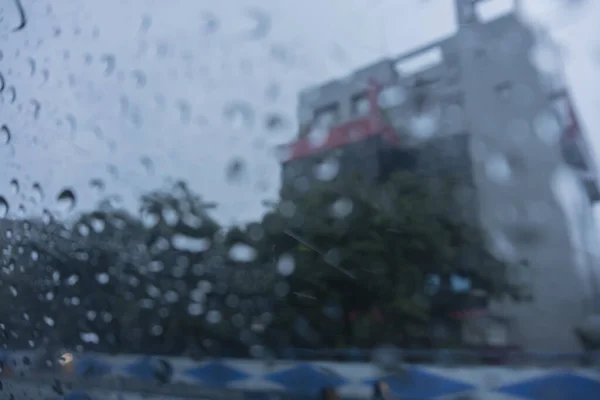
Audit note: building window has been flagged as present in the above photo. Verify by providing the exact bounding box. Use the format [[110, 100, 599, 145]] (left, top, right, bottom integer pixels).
[[378, 86, 406, 108], [351, 93, 369, 117], [314, 103, 340, 129]]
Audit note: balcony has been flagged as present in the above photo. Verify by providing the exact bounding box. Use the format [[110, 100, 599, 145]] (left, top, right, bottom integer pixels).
[[277, 117, 396, 163], [555, 95, 600, 203]]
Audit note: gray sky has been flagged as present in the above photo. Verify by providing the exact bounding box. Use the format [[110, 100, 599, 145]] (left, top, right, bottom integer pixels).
[[0, 0, 598, 227]]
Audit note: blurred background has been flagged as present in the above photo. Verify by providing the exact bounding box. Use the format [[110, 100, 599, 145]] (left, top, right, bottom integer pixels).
[[0, 0, 599, 399]]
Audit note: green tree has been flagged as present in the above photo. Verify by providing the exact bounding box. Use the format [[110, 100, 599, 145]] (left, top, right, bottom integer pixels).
[[257, 171, 523, 350]]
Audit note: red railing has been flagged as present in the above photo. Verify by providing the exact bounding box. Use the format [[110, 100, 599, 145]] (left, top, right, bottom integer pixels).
[[278, 78, 398, 163]]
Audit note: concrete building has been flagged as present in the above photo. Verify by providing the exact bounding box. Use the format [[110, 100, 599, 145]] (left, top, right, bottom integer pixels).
[[277, 0, 600, 352]]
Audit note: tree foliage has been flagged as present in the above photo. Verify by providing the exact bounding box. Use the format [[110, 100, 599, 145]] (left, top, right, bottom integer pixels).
[[0, 173, 523, 356]]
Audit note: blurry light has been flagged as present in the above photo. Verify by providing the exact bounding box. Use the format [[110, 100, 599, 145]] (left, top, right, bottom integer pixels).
[[58, 352, 74, 365]]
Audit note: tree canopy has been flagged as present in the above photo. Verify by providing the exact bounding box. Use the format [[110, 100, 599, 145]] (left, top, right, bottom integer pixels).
[[0, 173, 524, 357]]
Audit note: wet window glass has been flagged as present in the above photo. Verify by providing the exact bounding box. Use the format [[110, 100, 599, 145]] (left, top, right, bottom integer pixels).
[[0, 0, 599, 399]]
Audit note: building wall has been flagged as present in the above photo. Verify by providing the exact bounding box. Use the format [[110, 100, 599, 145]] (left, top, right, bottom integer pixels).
[[456, 14, 589, 351], [293, 7, 594, 351]]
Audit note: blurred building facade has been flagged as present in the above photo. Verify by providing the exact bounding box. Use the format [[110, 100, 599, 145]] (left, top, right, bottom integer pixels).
[[277, 0, 600, 352]]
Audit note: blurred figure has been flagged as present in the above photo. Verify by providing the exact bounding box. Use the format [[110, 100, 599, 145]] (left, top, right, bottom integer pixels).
[[373, 380, 394, 400], [320, 386, 341, 400]]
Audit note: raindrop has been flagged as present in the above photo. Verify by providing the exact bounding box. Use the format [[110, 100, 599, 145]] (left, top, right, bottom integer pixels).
[[42, 209, 53, 224], [0, 73, 4, 92], [534, 111, 561, 145], [100, 54, 116, 75], [12, 0, 27, 32], [265, 113, 288, 132], [485, 153, 512, 183], [229, 243, 257, 262], [223, 101, 254, 129], [0, 125, 11, 145], [176, 100, 191, 123], [206, 310, 222, 324], [90, 178, 105, 192], [6, 86, 16, 103], [244, 8, 271, 39], [226, 158, 245, 182], [140, 156, 154, 174], [9, 179, 18, 195], [132, 70, 147, 87], [200, 12, 219, 34], [277, 254, 296, 276], [314, 157, 340, 181], [27, 58, 35, 76], [188, 303, 204, 316], [0, 197, 8, 218], [56, 188, 76, 212], [140, 14, 152, 32], [32, 182, 43, 203], [66, 114, 77, 133], [96, 273, 110, 284], [41, 69, 49, 84], [331, 198, 353, 218], [30, 99, 41, 119]]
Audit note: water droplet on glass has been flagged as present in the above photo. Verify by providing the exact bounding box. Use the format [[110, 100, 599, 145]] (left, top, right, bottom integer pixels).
[[56, 188, 76, 213], [331, 198, 353, 218], [206, 310, 222, 324], [90, 178, 105, 192], [32, 182, 44, 204], [0, 125, 11, 145], [265, 113, 288, 132], [27, 58, 36, 76], [224, 102, 254, 129], [485, 153, 512, 183], [176, 100, 191, 124], [100, 54, 116, 75], [132, 70, 147, 87], [534, 111, 561, 145], [9, 179, 18, 195], [229, 243, 257, 262], [314, 157, 340, 181], [226, 158, 246, 183], [277, 254, 296, 276], [244, 8, 271, 39], [200, 12, 219, 34], [140, 156, 154, 174], [0, 197, 8, 218], [140, 14, 152, 32], [6, 86, 16, 103]]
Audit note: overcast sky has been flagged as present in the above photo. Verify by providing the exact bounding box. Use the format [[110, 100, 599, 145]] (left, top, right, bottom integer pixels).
[[0, 0, 598, 227]]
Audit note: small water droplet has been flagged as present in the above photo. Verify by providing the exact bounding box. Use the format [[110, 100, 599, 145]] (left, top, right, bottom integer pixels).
[[132, 70, 147, 87], [27, 58, 35, 76], [176, 100, 191, 123], [0, 197, 8, 218], [0, 125, 11, 145], [226, 158, 246, 183], [9, 179, 19, 195], [229, 243, 257, 262], [140, 14, 152, 32], [56, 188, 76, 213], [32, 182, 44, 204], [277, 254, 296, 276], [141, 156, 154, 174], [485, 153, 512, 183], [90, 178, 105, 192], [100, 54, 116, 75], [66, 114, 77, 133], [223, 102, 254, 129], [6, 86, 16, 103], [30, 99, 41, 119]]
